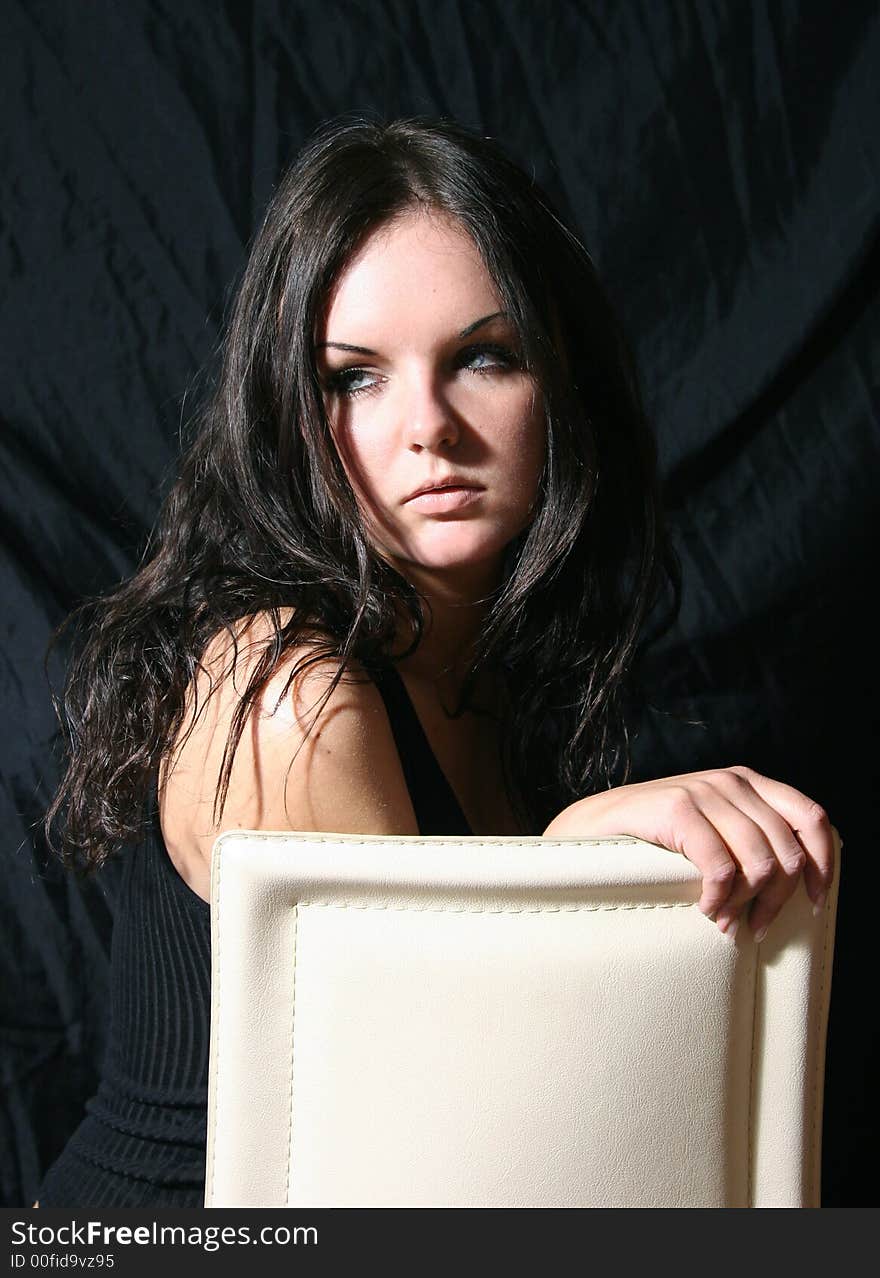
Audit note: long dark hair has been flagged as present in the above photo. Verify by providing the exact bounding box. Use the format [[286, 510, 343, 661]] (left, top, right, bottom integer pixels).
[[43, 111, 681, 871]]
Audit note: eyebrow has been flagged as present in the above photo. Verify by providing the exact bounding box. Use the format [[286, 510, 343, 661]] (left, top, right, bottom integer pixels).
[[315, 311, 507, 355]]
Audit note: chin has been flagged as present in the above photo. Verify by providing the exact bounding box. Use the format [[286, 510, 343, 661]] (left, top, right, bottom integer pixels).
[[386, 529, 515, 581]]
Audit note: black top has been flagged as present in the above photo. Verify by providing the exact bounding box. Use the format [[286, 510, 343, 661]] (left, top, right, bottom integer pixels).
[[35, 666, 473, 1207]]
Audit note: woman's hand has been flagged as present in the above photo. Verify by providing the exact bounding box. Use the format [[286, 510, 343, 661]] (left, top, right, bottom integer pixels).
[[542, 765, 835, 940]]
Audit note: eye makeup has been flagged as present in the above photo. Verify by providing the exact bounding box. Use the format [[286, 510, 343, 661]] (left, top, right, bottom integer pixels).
[[322, 341, 522, 401]]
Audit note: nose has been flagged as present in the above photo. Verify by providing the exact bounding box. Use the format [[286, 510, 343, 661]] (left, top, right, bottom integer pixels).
[[402, 372, 460, 452]]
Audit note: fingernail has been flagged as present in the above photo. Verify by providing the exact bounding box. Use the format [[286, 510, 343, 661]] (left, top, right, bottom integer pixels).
[[812, 890, 827, 917], [723, 917, 739, 941], [753, 925, 768, 943]]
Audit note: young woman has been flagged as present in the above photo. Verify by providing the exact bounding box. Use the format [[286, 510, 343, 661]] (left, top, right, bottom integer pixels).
[[33, 114, 835, 1207]]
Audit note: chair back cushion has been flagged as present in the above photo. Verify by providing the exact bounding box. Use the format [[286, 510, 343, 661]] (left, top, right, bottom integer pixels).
[[204, 827, 841, 1207]]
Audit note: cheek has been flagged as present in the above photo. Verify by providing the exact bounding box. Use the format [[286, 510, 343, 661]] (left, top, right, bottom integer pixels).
[[497, 399, 546, 486], [330, 427, 389, 502]]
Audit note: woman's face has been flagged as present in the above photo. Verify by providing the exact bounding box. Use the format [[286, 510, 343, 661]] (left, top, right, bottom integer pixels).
[[314, 208, 546, 595]]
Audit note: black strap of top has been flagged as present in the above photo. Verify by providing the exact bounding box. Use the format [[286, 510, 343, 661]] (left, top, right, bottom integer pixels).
[[371, 665, 472, 836]]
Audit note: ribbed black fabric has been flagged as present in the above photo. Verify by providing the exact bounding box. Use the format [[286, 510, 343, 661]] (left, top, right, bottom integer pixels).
[[35, 666, 472, 1207], [370, 665, 473, 837], [35, 771, 212, 1208]]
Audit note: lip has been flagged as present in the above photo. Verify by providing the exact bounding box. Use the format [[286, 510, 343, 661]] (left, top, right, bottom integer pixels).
[[404, 485, 485, 513], [403, 475, 484, 503]]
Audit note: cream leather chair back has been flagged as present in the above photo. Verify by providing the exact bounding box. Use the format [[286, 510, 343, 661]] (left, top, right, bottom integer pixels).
[[204, 826, 841, 1208]]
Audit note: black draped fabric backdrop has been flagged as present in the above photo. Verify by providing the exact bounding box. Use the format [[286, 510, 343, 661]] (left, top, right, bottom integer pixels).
[[1, 1, 877, 1208]]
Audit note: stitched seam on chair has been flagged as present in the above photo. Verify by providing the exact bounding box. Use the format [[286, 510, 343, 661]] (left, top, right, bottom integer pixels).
[[215, 835, 641, 849], [810, 882, 835, 1206], [747, 944, 759, 1209], [285, 905, 299, 1207], [206, 841, 223, 1204], [295, 901, 696, 913]]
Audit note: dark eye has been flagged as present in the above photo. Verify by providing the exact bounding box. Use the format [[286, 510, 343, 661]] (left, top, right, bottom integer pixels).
[[322, 342, 521, 401], [459, 343, 520, 375], [323, 367, 380, 400]]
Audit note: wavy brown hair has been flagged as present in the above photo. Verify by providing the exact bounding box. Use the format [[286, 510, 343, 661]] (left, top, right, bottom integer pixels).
[[43, 111, 682, 871]]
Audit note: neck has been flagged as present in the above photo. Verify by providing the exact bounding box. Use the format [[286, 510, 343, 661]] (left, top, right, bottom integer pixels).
[[389, 557, 503, 709]]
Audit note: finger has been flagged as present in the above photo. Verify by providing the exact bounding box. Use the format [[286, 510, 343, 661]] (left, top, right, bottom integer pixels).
[[684, 792, 787, 934], [660, 795, 738, 918], [744, 863, 804, 940], [709, 786, 807, 938], [725, 767, 835, 908], [693, 786, 806, 935]]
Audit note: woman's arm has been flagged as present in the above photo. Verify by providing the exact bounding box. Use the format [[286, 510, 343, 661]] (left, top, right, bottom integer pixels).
[[167, 631, 422, 895], [542, 765, 835, 941]]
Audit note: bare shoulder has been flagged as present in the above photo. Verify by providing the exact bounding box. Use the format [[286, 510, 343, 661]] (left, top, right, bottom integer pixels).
[[159, 611, 418, 889]]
